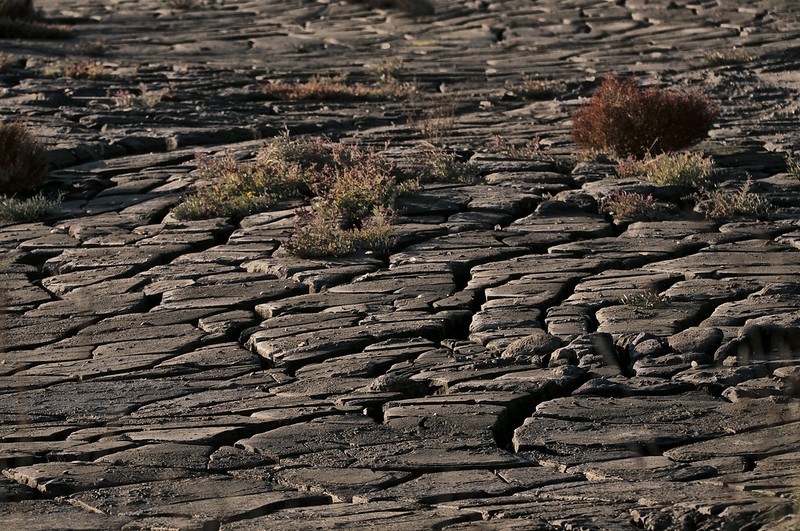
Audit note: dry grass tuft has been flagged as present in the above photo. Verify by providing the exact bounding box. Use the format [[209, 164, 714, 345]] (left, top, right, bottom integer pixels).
[[694, 178, 772, 220], [0, 121, 49, 194], [572, 74, 717, 158], [702, 48, 754, 67], [261, 77, 411, 102]]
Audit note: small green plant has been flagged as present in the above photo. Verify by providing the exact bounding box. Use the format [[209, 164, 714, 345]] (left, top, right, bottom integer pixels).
[[702, 48, 754, 67], [287, 207, 395, 258], [601, 191, 666, 222], [256, 130, 337, 172], [0, 121, 49, 194], [0, 192, 61, 223], [617, 152, 713, 187], [313, 146, 417, 226], [408, 142, 479, 184], [695, 178, 772, 220], [572, 74, 718, 158], [620, 291, 666, 308], [786, 154, 800, 180], [172, 152, 311, 220], [113, 83, 171, 108]]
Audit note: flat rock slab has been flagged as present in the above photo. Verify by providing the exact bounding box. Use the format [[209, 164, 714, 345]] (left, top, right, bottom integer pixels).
[[68, 476, 330, 522], [220, 501, 477, 530], [4, 462, 200, 497]]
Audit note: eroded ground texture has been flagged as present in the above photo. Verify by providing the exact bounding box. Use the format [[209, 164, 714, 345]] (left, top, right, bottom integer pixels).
[[1, 0, 800, 529]]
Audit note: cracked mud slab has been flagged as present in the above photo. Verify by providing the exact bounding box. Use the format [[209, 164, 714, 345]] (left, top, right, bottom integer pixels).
[[1, 0, 799, 529]]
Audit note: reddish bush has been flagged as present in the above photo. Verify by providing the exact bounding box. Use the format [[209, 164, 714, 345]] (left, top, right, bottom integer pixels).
[[572, 74, 717, 158], [0, 121, 49, 194]]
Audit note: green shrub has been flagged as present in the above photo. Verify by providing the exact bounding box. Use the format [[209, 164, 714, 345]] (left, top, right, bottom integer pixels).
[[0, 192, 61, 223], [172, 152, 312, 220], [0, 121, 49, 194], [313, 146, 417, 227], [617, 152, 712, 187], [287, 207, 395, 258], [572, 74, 717, 158]]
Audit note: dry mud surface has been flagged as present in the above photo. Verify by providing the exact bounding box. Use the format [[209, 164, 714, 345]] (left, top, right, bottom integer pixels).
[[1, 0, 800, 529]]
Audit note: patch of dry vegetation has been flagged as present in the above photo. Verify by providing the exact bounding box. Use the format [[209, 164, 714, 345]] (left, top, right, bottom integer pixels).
[[0, 0, 72, 39], [0, 121, 49, 194], [572, 74, 717, 158]]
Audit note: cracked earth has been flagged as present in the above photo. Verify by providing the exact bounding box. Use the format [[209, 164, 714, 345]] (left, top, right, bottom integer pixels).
[[1, 0, 799, 529]]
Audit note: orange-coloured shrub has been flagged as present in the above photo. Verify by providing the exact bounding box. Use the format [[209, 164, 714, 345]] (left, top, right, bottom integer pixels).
[[572, 74, 717, 158], [0, 121, 49, 194]]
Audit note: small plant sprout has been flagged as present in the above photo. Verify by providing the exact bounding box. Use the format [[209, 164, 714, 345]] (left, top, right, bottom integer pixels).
[[786, 154, 800, 181], [572, 74, 718, 158], [620, 291, 667, 309]]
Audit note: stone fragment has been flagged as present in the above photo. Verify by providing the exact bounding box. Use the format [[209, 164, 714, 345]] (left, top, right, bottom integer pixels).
[[500, 330, 561, 362], [668, 327, 724, 354]]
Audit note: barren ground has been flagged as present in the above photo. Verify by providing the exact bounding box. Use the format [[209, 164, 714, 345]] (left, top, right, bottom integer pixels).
[[1, 0, 799, 529]]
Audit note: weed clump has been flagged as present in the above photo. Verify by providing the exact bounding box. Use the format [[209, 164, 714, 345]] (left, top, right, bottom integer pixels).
[[620, 291, 667, 308], [617, 152, 713, 187], [113, 84, 172, 108], [0, 121, 49, 194], [601, 191, 666, 222], [694, 178, 772, 220], [0, 192, 61, 223], [407, 143, 479, 184], [172, 152, 311, 220], [572, 74, 717, 158]]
